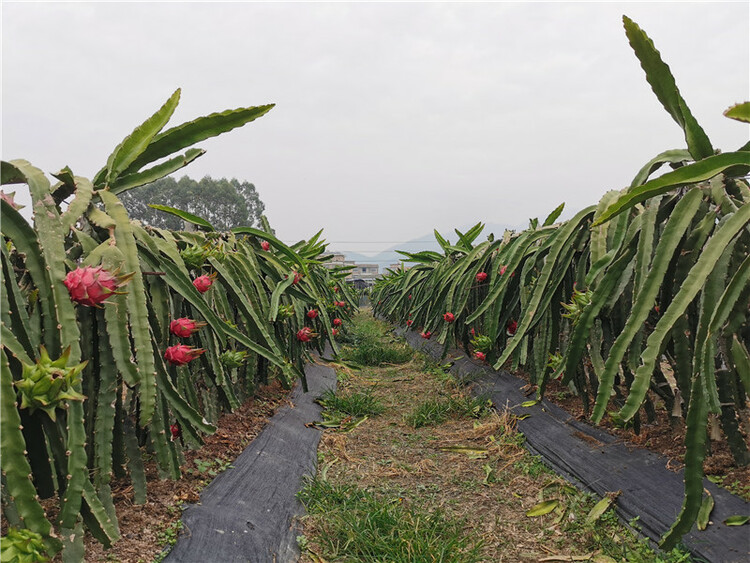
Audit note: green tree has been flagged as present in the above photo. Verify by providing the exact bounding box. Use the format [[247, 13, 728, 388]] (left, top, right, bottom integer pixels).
[[119, 175, 265, 231]]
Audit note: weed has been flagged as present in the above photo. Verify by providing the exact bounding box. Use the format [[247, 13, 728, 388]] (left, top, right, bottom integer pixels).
[[317, 389, 385, 417], [298, 477, 483, 562], [405, 395, 493, 428], [151, 521, 183, 563]]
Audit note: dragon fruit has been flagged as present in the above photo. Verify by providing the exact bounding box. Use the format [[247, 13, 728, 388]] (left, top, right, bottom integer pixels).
[[332, 318, 342, 327], [64, 266, 132, 307], [499, 265, 507, 276], [193, 274, 215, 293], [332, 328, 340, 337], [181, 244, 208, 269], [406, 319, 413, 326], [421, 331, 432, 339], [474, 351, 486, 362], [297, 327, 315, 342], [307, 309, 319, 319], [164, 344, 205, 366], [443, 312, 455, 323], [220, 350, 247, 368], [261, 241, 271, 251], [289, 271, 303, 285], [506, 320, 518, 336], [170, 422, 182, 441], [14, 346, 87, 421], [475, 271, 488, 283], [170, 318, 206, 338]]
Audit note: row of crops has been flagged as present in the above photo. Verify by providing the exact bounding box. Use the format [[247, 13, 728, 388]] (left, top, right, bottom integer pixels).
[[372, 17, 750, 550], [0, 94, 356, 561]]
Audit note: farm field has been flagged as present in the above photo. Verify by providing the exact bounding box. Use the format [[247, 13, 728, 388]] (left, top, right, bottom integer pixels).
[[1, 11, 749, 563]]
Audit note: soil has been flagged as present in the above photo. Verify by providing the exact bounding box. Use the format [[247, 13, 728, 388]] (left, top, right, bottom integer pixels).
[[39, 380, 290, 563]]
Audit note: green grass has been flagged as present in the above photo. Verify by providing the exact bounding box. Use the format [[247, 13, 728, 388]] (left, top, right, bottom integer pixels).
[[317, 389, 385, 417], [297, 477, 483, 562], [405, 395, 493, 428], [338, 313, 414, 366]]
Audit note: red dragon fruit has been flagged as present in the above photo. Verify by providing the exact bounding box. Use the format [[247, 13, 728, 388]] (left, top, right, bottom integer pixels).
[[336, 301, 346, 307], [332, 318, 342, 327], [288, 271, 303, 285], [499, 265, 507, 276], [261, 241, 270, 251], [421, 331, 432, 339], [474, 351, 486, 362], [169, 318, 206, 338], [64, 266, 132, 307], [332, 328, 340, 337], [193, 273, 215, 294], [475, 271, 488, 283], [307, 309, 319, 319], [443, 312, 455, 323], [164, 344, 205, 366], [297, 326, 315, 342], [170, 422, 182, 441], [406, 319, 413, 326], [506, 320, 518, 336]]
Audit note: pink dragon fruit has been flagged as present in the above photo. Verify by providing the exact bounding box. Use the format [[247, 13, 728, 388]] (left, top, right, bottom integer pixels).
[[261, 241, 271, 251], [193, 273, 215, 293], [443, 312, 455, 323], [169, 318, 206, 338], [475, 271, 488, 283], [64, 266, 132, 307], [332, 328, 340, 337], [474, 351, 486, 362], [164, 344, 205, 366], [421, 331, 432, 339], [307, 309, 319, 319], [406, 319, 413, 326], [332, 318, 342, 327], [506, 320, 518, 336], [297, 327, 315, 342]]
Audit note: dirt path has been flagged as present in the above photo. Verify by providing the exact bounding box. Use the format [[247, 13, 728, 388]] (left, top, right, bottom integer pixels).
[[297, 313, 695, 562]]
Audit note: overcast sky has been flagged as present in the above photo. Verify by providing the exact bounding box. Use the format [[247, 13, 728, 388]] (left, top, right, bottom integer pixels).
[[3, 1, 748, 257]]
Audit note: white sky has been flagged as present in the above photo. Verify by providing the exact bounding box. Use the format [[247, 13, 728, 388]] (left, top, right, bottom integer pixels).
[[3, 1, 748, 256]]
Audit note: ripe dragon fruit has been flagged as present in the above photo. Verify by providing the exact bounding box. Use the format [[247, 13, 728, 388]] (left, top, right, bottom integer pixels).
[[261, 241, 271, 251], [474, 351, 486, 362], [164, 344, 205, 366], [220, 350, 247, 368], [475, 271, 488, 283], [406, 319, 413, 326], [421, 331, 432, 339], [499, 265, 507, 276], [332, 318, 342, 327], [336, 301, 346, 308], [193, 273, 215, 293], [170, 317, 207, 338], [288, 271, 303, 285], [506, 320, 518, 336], [307, 309, 319, 319], [64, 266, 133, 307], [332, 328, 340, 337], [14, 346, 87, 421], [443, 312, 455, 323], [170, 422, 182, 441], [297, 327, 315, 342]]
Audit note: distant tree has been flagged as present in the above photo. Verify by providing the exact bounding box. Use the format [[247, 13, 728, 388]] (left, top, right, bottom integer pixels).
[[119, 175, 265, 231]]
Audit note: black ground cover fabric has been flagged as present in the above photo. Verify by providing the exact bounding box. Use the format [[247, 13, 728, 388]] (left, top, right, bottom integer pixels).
[[164, 360, 336, 563], [399, 328, 749, 563]]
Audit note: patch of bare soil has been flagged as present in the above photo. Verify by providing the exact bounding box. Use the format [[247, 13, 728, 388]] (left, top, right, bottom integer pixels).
[[41, 381, 290, 563]]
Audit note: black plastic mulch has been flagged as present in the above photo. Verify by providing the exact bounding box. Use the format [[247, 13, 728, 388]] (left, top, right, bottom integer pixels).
[[163, 360, 336, 563], [399, 328, 750, 563]]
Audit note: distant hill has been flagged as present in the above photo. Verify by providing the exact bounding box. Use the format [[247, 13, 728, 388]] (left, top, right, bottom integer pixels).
[[330, 221, 518, 273]]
